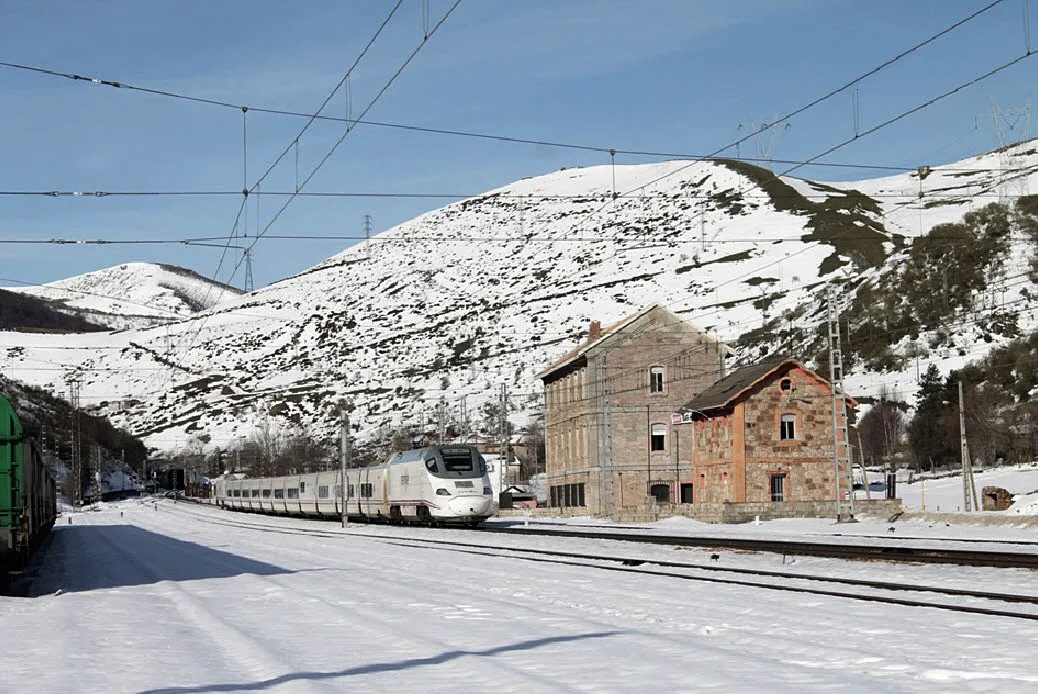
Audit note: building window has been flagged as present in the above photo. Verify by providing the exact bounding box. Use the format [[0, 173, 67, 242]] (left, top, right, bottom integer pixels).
[[770, 474, 786, 502], [780, 413, 796, 440], [550, 483, 585, 507], [650, 423, 667, 451], [649, 366, 664, 393], [680, 483, 694, 504], [649, 482, 671, 503], [780, 378, 793, 392]]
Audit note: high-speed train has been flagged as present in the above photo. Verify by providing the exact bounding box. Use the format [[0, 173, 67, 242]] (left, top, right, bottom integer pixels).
[[214, 444, 494, 526]]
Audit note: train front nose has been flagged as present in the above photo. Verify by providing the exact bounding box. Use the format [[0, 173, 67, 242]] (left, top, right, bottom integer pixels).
[[447, 496, 492, 516]]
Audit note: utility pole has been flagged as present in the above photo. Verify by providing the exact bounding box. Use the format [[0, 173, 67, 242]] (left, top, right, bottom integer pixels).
[[243, 247, 255, 294], [499, 384, 509, 499], [958, 380, 974, 512], [827, 286, 854, 522], [66, 375, 82, 510], [459, 395, 468, 443], [363, 214, 372, 259], [437, 397, 446, 445], [341, 410, 350, 528]]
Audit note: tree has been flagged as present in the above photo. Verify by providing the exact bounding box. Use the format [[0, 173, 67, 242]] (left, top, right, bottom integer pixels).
[[907, 365, 957, 470], [858, 387, 906, 465]]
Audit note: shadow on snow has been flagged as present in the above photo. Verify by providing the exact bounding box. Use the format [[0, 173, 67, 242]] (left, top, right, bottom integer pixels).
[[26, 524, 291, 595], [137, 631, 623, 694]]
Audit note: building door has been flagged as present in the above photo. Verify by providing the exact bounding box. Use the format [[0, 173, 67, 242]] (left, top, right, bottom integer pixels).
[[680, 483, 693, 504]]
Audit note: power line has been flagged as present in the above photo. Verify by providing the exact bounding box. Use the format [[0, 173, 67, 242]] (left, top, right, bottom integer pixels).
[[595, 51, 1038, 318], [248, 0, 404, 195], [144, 1, 463, 402], [3, 233, 1034, 247], [0, 186, 1025, 199], [2, 58, 1006, 176], [235, 0, 463, 268], [576, 0, 1010, 221]]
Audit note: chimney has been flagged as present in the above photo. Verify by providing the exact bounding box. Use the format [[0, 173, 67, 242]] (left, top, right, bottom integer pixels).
[[588, 320, 602, 342]]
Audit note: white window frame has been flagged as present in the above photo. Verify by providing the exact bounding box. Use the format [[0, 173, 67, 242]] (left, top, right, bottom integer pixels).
[[650, 423, 667, 451], [649, 366, 665, 394]]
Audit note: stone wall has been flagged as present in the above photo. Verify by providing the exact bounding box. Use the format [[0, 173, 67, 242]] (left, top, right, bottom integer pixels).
[[741, 364, 842, 503], [498, 498, 902, 524], [981, 486, 1014, 511], [612, 498, 902, 524], [543, 308, 724, 513]]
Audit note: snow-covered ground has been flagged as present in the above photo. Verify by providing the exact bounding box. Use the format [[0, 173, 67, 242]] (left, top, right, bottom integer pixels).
[[897, 464, 1038, 514], [2, 500, 1037, 693]]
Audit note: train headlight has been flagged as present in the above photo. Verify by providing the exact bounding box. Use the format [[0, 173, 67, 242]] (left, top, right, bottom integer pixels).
[[435, 488, 451, 496], [483, 486, 492, 495]]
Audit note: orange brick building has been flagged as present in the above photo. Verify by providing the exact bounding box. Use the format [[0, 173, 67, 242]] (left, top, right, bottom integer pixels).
[[673, 355, 855, 510]]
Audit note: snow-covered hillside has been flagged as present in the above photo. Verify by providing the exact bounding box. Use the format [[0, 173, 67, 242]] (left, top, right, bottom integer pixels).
[[5, 262, 242, 330], [1, 144, 1037, 456]]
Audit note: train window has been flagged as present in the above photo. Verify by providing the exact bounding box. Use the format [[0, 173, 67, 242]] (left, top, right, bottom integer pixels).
[[336, 485, 343, 498], [442, 450, 473, 472], [300, 482, 306, 493], [274, 489, 284, 499], [287, 488, 299, 499], [262, 489, 271, 498], [225, 490, 231, 497], [318, 485, 329, 499], [347, 484, 353, 497], [251, 489, 259, 497]]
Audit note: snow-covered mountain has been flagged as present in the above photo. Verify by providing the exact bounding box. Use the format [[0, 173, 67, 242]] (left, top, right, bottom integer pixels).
[[5, 262, 242, 330], [1, 143, 1036, 456]]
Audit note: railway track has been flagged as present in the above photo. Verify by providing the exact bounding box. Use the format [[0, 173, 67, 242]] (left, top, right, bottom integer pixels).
[[177, 498, 1038, 568], [159, 503, 1038, 621], [478, 525, 1038, 569], [383, 537, 1038, 622]]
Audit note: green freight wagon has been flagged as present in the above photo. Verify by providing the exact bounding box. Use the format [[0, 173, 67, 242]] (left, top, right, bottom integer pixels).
[[0, 392, 57, 590]]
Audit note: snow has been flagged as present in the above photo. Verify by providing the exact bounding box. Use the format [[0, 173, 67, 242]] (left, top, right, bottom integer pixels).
[[0, 148, 1036, 456], [897, 463, 1038, 513], [2, 500, 1037, 692], [4, 262, 241, 330]]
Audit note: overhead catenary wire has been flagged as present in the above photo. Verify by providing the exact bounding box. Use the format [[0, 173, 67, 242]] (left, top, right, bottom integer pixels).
[[141, 0, 462, 402], [6, 1, 1029, 427], [233, 0, 463, 272], [591, 49, 1038, 321]]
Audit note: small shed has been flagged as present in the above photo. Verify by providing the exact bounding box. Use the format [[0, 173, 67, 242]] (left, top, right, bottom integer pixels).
[[500, 485, 538, 509]]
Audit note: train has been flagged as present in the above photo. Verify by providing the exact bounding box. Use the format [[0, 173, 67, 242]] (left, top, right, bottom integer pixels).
[[0, 393, 58, 592], [215, 444, 495, 526]]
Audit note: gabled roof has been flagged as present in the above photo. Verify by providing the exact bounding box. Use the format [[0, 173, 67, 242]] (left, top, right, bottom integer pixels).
[[537, 305, 662, 380], [680, 354, 856, 414], [537, 304, 731, 381]]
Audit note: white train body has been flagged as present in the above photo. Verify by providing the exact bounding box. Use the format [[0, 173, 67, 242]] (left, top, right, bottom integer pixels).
[[213, 445, 494, 524]]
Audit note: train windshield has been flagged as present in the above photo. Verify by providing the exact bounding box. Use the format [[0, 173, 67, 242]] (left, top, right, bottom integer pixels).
[[430, 446, 486, 479]]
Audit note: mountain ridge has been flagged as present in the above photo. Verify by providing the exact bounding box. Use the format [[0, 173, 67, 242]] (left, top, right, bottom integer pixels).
[[1, 145, 1036, 459]]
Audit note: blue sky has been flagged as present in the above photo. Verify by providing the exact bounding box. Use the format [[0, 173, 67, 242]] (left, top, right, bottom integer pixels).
[[1, 0, 1035, 289]]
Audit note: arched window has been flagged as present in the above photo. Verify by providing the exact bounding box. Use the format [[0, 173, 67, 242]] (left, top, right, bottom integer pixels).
[[649, 366, 664, 393], [780, 413, 796, 440], [650, 423, 667, 451]]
